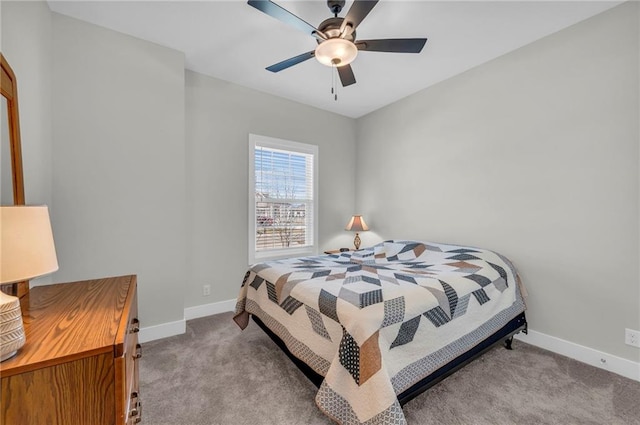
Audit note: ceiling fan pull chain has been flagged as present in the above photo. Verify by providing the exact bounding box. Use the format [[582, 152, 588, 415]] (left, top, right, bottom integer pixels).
[[333, 66, 338, 101], [330, 64, 338, 101], [331, 64, 334, 95]]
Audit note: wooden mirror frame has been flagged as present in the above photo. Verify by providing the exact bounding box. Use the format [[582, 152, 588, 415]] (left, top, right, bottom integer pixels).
[[1, 53, 29, 297]]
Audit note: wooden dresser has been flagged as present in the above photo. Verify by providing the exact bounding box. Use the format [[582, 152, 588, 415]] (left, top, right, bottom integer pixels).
[[0, 275, 141, 425]]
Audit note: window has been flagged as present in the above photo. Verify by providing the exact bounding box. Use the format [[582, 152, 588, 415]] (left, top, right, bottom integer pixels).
[[249, 134, 318, 264]]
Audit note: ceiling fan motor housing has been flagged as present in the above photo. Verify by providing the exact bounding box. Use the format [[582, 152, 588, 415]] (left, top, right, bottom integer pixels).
[[317, 17, 355, 43]]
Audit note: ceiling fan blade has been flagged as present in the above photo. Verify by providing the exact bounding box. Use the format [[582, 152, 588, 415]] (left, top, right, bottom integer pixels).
[[266, 51, 315, 73], [341, 0, 379, 32], [248, 0, 317, 36], [356, 38, 427, 53], [337, 64, 356, 87]]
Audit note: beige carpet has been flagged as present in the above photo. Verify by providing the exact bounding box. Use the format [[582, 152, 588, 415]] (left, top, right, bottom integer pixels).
[[139, 312, 640, 425]]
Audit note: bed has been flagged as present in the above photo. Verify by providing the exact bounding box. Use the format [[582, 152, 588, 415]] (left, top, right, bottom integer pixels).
[[234, 240, 527, 425]]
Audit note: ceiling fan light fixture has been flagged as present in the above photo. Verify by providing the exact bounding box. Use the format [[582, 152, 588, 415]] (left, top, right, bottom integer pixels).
[[315, 38, 358, 67]]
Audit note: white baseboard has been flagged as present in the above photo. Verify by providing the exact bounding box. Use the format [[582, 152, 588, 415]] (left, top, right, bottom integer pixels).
[[139, 299, 236, 343], [515, 329, 640, 382], [139, 319, 186, 344], [184, 298, 236, 320]]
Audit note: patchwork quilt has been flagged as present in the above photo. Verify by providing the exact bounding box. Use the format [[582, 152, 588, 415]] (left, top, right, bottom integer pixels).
[[234, 240, 526, 425]]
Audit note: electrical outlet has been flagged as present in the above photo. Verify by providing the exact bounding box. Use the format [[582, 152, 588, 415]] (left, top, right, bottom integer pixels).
[[203, 284, 211, 297], [625, 328, 640, 348]]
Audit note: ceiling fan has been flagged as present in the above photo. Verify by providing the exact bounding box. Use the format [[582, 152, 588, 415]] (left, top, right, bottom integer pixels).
[[248, 0, 428, 87]]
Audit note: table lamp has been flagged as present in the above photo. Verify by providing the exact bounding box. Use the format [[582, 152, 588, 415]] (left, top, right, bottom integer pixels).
[[345, 215, 369, 250], [0, 206, 58, 361]]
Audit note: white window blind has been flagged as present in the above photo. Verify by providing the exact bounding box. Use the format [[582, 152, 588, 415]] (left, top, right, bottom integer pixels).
[[249, 135, 318, 263]]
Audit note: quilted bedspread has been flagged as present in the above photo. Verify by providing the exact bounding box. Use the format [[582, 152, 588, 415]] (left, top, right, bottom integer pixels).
[[234, 240, 526, 425]]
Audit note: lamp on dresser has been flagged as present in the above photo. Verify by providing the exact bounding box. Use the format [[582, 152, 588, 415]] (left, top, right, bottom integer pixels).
[[345, 214, 369, 250], [0, 205, 58, 361]]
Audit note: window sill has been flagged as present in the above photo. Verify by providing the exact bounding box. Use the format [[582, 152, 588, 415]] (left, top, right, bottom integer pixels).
[[251, 246, 317, 265]]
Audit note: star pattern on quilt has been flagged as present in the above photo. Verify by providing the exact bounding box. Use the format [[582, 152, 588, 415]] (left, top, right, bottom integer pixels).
[[245, 241, 517, 386]]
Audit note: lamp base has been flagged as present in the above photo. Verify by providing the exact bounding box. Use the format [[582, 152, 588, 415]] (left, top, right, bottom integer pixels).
[[353, 232, 361, 250], [0, 291, 25, 362], [0, 349, 18, 362]]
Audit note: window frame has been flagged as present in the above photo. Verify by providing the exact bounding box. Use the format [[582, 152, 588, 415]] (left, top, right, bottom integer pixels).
[[248, 134, 318, 264]]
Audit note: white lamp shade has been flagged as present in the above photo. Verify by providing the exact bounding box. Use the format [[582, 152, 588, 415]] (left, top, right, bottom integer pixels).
[[345, 215, 369, 232], [315, 38, 358, 67], [1, 206, 59, 284]]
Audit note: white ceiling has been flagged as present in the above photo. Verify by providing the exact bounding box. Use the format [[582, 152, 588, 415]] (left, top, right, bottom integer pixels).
[[47, 0, 621, 118]]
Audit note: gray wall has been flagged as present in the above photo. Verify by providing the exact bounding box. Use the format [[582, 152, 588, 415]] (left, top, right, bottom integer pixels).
[[51, 13, 187, 328], [184, 71, 356, 308], [355, 3, 639, 361]]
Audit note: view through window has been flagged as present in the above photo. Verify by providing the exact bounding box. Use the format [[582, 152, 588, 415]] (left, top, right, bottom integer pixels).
[[249, 135, 317, 263]]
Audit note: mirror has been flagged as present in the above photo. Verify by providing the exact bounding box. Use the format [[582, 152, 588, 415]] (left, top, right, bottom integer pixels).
[[1, 98, 12, 204], [1, 53, 25, 205], [1, 53, 28, 297]]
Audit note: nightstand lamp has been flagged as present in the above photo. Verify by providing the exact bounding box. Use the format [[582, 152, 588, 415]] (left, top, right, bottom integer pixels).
[[0, 206, 58, 361], [345, 215, 369, 250]]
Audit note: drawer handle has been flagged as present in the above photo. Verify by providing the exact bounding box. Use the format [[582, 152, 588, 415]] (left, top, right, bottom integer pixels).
[[130, 318, 140, 333], [130, 401, 141, 417], [131, 401, 143, 423], [133, 344, 142, 359]]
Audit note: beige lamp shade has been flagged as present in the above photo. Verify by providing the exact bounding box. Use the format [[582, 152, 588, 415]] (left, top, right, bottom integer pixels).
[[345, 215, 369, 232], [1, 206, 59, 284], [0, 206, 58, 361]]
